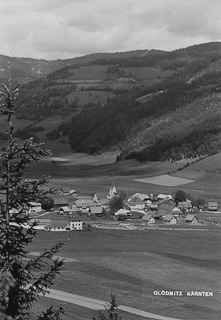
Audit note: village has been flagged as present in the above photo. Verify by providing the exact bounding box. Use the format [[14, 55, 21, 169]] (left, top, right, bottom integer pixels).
[[15, 179, 220, 232]]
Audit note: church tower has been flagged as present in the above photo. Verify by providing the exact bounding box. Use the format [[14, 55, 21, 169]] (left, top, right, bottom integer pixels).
[[108, 175, 117, 199]]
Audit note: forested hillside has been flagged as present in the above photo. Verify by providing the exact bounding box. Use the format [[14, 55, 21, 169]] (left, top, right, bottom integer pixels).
[[53, 43, 221, 161], [2, 42, 221, 162]]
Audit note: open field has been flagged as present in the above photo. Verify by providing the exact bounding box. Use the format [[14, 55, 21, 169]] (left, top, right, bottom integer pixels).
[[134, 175, 195, 187], [67, 90, 115, 105], [28, 228, 221, 320], [67, 65, 108, 81], [121, 67, 174, 81], [24, 152, 221, 205]]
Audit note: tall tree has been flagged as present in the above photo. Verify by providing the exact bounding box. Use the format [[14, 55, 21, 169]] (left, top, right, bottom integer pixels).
[[0, 83, 65, 319]]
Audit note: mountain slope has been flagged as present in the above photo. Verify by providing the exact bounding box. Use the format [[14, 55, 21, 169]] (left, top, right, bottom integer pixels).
[[1, 42, 221, 162], [57, 42, 221, 160], [0, 49, 155, 85]]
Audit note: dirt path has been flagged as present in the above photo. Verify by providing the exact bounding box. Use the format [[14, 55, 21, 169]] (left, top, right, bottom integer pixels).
[[45, 288, 183, 320]]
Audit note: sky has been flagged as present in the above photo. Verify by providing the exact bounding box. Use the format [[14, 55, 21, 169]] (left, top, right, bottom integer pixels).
[[1, 0, 221, 60]]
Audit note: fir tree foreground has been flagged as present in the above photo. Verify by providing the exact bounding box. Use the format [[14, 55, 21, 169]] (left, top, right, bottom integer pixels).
[[0, 83, 65, 319]]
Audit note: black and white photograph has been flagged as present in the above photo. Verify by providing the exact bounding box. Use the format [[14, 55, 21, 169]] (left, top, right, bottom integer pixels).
[[0, 1, 220, 319]]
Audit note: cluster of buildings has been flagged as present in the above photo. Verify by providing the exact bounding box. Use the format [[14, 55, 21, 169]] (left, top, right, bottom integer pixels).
[[3, 179, 219, 231], [115, 193, 200, 225]]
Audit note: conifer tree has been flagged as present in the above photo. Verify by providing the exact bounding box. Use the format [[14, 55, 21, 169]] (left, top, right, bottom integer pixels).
[[0, 83, 65, 319]]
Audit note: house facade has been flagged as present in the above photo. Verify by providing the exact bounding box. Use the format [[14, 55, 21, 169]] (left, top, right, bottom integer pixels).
[[142, 214, 155, 224], [27, 202, 42, 215], [163, 214, 177, 224], [45, 219, 83, 231], [207, 201, 218, 211], [185, 214, 198, 224]]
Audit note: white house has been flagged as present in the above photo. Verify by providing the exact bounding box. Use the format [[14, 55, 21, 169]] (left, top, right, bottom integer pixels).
[[27, 202, 42, 215], [69, 219, 83, 230], [45, 222, 67, 232], [45, 219, 83, 231]]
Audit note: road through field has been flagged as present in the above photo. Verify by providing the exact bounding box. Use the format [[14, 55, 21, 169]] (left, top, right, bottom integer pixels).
[[45, 288, 183, 320]]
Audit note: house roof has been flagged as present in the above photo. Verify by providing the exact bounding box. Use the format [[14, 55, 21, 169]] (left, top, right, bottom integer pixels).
[[130, 211, 145, 218], [50, 195, 69, 205], [132, 193, 150, 201], [94, 192, 108, 201], [171, 207, 182, 213], [100, 198, 109, 205], [185, 214, 198, 221], [178, 201, 192, 208], [90, 206, 103, 214], [115, 208, 130, 216], [142, 213, 154, 221], [28, 202, 41, 206], [163, 214, 176, 221], [75, 199, 94, 208], [208, 201, 218, 207], [157, 194, 173, 200], [129, 197, 145, 204], [60, 206, 71, 212]]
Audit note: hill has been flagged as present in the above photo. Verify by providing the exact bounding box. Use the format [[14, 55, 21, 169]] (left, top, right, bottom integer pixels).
[[1, 42, 221, 163], [0, 49, 157, 85], [55, 42, 221, 161]]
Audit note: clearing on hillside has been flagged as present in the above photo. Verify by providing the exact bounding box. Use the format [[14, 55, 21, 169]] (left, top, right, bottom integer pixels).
[[134, 174, 195, 187]]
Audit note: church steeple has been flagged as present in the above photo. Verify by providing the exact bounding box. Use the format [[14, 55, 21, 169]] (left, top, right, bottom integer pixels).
[[108, 174, 117, 199]]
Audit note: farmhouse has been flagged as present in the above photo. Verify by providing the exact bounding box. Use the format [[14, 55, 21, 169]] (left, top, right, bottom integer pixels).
[[45, 222, 68, 232], [178, 200, 192, 212], [171, 207, 182, 218], [68, 219, 83, 230], [127, 197, 145, 210], [157, 194, 173, 201], [50, 195, 69, 210], [75, 199, 94, 211], [130, 210, 146, 219], [27, 202, 42, 215], [185, 214, 198, 224], [89, 206, 103, 216], [158, 201, 175, 216], [142, 213, 155, 224], [59, 206, 72, 215], [45, 219, 83, 231], [207, 201, 218, 211], [131, 193, 150, 201], [163, 214, 177, 224], [115, 208, 130, 216]]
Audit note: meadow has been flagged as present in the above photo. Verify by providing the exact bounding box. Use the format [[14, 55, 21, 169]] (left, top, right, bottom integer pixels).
[[23, 151, 221, 319], [24, 151, 221, 205], [28, 228, 221, 320]]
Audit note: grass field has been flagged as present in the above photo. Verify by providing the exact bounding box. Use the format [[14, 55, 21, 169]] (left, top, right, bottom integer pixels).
[[67, 90, 115, 105], [121, 67, 174, 81], [134, 174, 195, 187], [28, 228, 221, 320], [24, 152, 221, 206]]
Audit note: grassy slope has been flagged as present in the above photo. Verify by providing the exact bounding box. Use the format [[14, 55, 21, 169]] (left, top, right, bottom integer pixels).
[[24, 152, 221, 206], [28, 228, 221, 320]]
